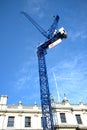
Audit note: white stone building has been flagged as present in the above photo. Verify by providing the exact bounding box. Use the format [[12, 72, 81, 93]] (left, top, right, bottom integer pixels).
[[0, 95, 87, 130]]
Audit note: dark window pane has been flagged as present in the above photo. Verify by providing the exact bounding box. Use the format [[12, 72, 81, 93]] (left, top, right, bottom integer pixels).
[[25, 117, 31, 127], [60, 113, 66, 123], [7, 116, 14, 127], [41, 117, 47, 127], [75, 115, 82, 124]]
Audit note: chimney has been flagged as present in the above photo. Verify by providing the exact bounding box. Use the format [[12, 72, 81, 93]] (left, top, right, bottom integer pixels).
[[0, 95, 8, 105]]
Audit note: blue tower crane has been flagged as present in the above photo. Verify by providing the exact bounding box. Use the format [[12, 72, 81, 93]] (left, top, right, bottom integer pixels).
[[21, 12, 67, 130]]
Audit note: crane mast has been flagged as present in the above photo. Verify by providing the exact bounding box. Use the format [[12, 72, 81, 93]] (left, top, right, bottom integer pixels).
[[37, 30, 67, 130], [21, 12, 67, 130], [37, 48, 54, 129]]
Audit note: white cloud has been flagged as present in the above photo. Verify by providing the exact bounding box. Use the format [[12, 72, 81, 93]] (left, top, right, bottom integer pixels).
[[69, 29, 87, 41], [49, 53, 87, 103], [15, 76, 30, 90], [13, 57, 38, 89], [25, 0, 47, 17]]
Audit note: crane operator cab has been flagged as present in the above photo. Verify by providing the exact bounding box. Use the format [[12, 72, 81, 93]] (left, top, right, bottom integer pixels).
[[58, 27, 67, 38], [48, 27, 67, 49], [53, 27, 67, 38]]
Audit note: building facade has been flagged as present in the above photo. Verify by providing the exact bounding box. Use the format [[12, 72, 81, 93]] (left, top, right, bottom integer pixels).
[[0, 95, 87, 130]]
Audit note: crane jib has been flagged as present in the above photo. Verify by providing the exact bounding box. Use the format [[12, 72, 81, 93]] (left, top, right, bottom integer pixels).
[[21, 11, 59, 39]]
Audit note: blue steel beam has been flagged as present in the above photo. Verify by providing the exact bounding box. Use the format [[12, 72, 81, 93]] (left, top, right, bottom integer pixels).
[[37, 48, 54, 130], [21, 12, 67, 130], [37, 29, 67, 130]]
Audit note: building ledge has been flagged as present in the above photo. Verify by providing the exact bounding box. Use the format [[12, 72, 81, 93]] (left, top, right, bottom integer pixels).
[[77, 125, 87, 130], [55, 124, 87, 130], [55, 124, 78, 128]]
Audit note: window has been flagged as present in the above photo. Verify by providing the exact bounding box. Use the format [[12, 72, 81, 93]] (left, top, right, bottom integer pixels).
[[7, 116, 14, 127], [41, 117, 47, 127], [41, 117, 43, 127], [60, 113, 66, 123], [75, 114, 82, 124], [25, 117, 31, 127]]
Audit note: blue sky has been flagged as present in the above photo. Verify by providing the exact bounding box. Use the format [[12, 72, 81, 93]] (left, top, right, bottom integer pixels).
[[0, 0, 87, 106]]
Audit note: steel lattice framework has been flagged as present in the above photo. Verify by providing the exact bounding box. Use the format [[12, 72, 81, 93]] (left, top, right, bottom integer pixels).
[[21, 11, 67, 130], [37, 48, 54, 130]]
